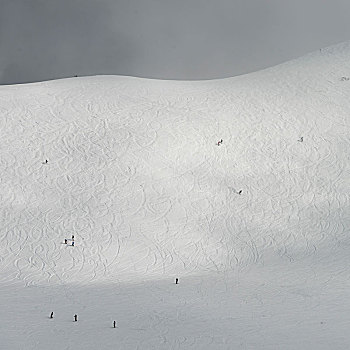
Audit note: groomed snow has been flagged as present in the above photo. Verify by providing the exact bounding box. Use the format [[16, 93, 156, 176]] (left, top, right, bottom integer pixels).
[[0, 41, 350, 349]]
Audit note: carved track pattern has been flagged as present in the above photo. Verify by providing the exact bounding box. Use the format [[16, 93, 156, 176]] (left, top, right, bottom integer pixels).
[[0, 50, 350, 348]]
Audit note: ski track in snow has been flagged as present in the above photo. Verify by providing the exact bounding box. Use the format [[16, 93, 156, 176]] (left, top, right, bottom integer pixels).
[[1, 42, 350, 349]]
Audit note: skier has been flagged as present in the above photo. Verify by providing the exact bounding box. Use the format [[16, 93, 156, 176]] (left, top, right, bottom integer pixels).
[[50, 312, 54, 319], [238, 190, 242, 195], [113, 320, 117, 328], [72, 235, 75, 241], [220, 139, 223, 144], [72, 241, 75, 247], [175, 278, 179, 284], [74, 314, 78, 322], [64, 239, 67, 244], [298, 136, 303, 142]]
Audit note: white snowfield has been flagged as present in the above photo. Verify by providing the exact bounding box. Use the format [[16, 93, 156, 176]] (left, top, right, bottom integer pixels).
[[1, 42, 350, 350]]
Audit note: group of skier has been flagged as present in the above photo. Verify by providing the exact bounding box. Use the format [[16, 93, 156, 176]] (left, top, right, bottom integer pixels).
[[50, 312, 117, 327], [64, 235, 75, 246], [46, 134, 305, 331], [215, 136, 304, 195], [48, 279, 180, 325]]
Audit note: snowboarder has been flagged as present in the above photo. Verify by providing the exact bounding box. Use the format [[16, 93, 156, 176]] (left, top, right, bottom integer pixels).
[[175, 278, 179, 284], [64, 239, 67, 244], [74, 314, 78, 322], [113, 320, 117, 328], [50, 312, 54, 319], [72, 241, 75, 247]]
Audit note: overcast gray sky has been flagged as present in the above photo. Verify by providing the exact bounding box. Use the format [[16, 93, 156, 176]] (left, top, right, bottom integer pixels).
[[1, 0, 350, 84]]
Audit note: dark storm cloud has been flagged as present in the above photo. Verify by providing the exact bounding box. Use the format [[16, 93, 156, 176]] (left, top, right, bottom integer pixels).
[[1, 0, 350, 84]]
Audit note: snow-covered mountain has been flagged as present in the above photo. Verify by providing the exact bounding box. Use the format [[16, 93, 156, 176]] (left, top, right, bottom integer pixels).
[[1, 41, 350, 349]]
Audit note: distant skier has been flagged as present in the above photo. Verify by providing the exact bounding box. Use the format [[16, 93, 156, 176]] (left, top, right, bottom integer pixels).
[[113, 320, 117, 328], [45, 160, 48, 164], [175, 278, 179, 284], [74, 314, 78, 322], [220, 139, 223, 144], [72, 241, 75, 247], [298, 137, 304, 142], [238, 190, 242, 195], [72, 235, 75, 241], [50, 312, 54, 319], [64, 239, 67, 244]]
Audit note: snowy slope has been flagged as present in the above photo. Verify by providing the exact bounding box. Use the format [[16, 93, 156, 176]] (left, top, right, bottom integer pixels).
[[0, 41, 350, 349]]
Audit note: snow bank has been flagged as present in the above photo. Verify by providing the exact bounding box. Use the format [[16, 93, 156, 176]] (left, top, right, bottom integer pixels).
[[0, 41, 350, 349]]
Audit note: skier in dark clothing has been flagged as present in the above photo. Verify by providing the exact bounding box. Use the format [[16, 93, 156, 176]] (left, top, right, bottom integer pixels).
[[64, 239, 67, 244], [113, 321, 117, 328], [72, 235, 75, 241], [238, 190, 242, 195], [50, 312, 54, 319], [74, 314, 78, 322], [175, 278, 179, 284], [72, 241, 75, 247]]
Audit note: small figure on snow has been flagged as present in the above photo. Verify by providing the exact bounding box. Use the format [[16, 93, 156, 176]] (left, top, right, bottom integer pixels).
[[113, 320, 117, 328], [298, 136, 304, 142], [175, 278, 179, 284], [64, 239, 67, 244], [237, 190, 242, 195], [50, 312, 54, 319], [72, 235, 75, 241], [71, 241, 75, 247], [74, 314, 78, 322]]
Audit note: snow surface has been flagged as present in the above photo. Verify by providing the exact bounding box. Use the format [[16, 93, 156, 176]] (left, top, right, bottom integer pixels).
[[1, 41, 350, 349]]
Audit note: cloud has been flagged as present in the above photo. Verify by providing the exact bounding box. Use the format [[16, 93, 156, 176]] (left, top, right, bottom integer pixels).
[[1, 0, 350, 84]]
